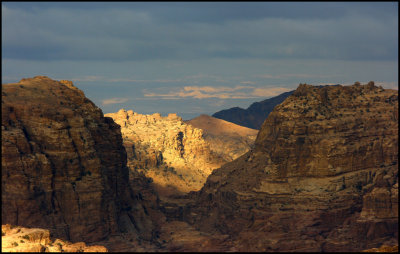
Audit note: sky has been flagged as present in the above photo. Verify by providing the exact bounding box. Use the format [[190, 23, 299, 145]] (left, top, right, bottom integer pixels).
[[2, 2, 398, 120]]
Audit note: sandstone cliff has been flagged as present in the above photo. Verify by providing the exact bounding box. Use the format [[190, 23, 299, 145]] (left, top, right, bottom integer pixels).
[[105, 110, 226, 196], [186, 114, 258, 161], [184, 82, 398, 251], [2, 76, 158, 244]]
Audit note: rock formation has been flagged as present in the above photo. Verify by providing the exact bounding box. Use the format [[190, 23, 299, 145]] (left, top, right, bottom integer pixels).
[[1, 224, 108, 252], [184, 82, 398, 251], [2, 76, 158, 244], [212, 90, 294, 129], [105, 110, 225, 196], [186, 114, 258, 161], [3, 77, 397, 252], [362, 244, 398, 252]]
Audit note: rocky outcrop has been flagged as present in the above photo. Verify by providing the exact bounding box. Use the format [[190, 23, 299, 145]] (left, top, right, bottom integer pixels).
[[105, 110, 225, 195], [212, 90, 294, 129], [186, 114, 258, 161], [1, 224, 108, 252], [363, 244, 398, 252], [185, 82, 398, 251], [2, 76, 158, 244]]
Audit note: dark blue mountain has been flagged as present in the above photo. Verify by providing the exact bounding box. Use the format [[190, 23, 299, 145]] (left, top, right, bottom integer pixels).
[[212, 90, 295, 130]]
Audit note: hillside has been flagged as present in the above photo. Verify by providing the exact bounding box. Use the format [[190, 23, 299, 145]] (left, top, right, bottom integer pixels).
[[186, 114, 258, 161]]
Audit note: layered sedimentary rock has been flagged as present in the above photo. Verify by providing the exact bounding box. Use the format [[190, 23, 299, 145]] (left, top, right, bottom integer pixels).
[[212, 90, 294, 129], [186, 114, 258, 161], [185, 82, 398, 251], [105, 110, 225, 195], [2, 76, 157, 244]]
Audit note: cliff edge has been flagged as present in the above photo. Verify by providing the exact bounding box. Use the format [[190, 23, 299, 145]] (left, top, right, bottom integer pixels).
[[2, 76, 157, 243]]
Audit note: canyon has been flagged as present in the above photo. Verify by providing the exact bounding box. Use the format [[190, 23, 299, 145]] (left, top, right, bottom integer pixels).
[[105, 110, 256, 197], [2, 77, 398, 252]]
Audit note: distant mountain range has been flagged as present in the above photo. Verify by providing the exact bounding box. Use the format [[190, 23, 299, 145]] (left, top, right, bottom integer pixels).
[[212, 90, 295, 129]]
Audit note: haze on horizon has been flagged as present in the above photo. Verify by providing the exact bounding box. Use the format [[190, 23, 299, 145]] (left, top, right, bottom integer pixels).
[[2, 2, 398, 120]]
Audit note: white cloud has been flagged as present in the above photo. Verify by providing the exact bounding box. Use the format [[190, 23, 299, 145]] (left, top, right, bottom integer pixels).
[[144, 85, 291, 99], [251, 87, 291, 97], [183, 85, 250, 93], [107, 78, 183, 83], [240, 81, 256, 85], [256, 73, 334, 80], [102, 97, 129, 105]]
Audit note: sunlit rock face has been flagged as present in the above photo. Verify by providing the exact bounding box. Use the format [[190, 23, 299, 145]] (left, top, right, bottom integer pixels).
[[186, 82, 398, 252], [1, 224, 108, 252], [186, 114, 258, 162], [106, 109, 226, 195], [2, 76, 157, 243]]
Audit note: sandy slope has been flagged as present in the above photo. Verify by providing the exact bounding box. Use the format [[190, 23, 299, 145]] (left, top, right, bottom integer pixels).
[[186, 114, 258, 137]]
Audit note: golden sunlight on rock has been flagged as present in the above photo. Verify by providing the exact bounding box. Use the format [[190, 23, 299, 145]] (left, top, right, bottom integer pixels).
[[105, 109, 226, 196], [2, 77, 397, 252], [1, 225, 108, 252]]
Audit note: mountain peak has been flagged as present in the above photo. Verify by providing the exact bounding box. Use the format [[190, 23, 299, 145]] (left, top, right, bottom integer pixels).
[[212, 89, 295, 129]]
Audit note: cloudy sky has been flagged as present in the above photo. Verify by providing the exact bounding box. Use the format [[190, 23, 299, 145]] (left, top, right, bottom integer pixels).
[[2, 2, 398, 119]]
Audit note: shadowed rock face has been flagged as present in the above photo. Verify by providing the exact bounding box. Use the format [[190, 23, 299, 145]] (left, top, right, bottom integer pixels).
[[2, 76, 156, 243], [186, 82, 398, 251]]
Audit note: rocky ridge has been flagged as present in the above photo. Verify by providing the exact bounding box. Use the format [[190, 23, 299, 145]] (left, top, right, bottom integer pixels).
[[1, 224, 108, 252], [1, 76, 159, 245], [184, 82, 398, 251], [105, 109, 226, 195], [212, 90, 294, 129]]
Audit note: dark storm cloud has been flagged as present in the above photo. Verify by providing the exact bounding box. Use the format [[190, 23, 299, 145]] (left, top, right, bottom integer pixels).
[[2, 2, 398, 62], [4, 2, 396, 23]]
